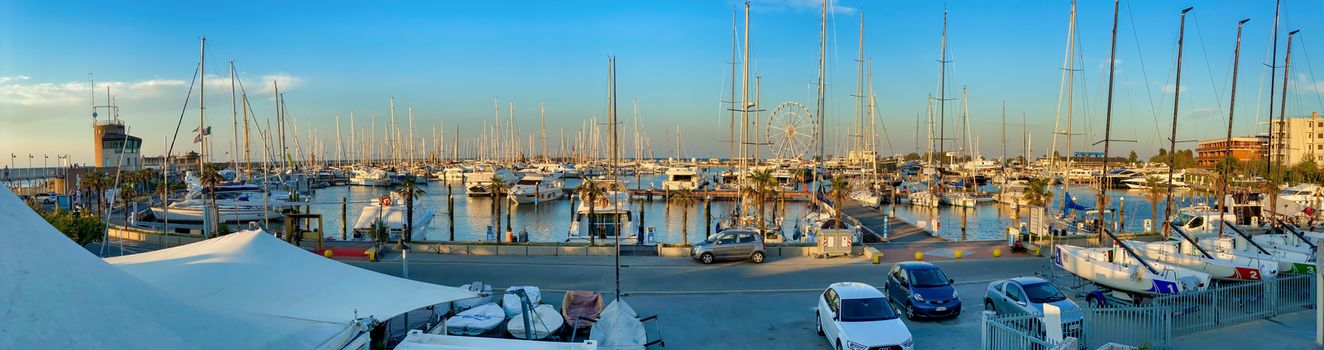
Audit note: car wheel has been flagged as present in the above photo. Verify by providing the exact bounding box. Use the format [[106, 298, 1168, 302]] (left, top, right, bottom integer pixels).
[[700, 253, 715, 264], [816, 312, 824, 335], [751, 251, 765, 263], [904, 302, 917, 320], [984, 299, 995, 312], [836, 340, 843, 350]]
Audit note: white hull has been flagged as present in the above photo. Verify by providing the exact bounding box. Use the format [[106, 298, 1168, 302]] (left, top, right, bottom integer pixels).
[[1201, 237, 1318, 275], [509, 188, 565, 204], [149, 206, 283, 223], [1131, 240, 1278, 281], [1053, 244, 1210, 296]]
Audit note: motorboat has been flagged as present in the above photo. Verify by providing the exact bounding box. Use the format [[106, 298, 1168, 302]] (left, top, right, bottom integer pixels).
[[445, 303, 505, 336], [1129, 239, 1279, 281], [908, 190, 940, 208], [508, 171, 566, 204], [442, 166, 470, 183], [351, 193, 435, 241], [465, 168, 519, 196], [850, 190, 881, 208], [1264, 183, 1322, 218], [660, 166, 705, 191], [1053, 244, 1210, 297], [1121, 171, 1188, 190], [941, 192, 978, 208], [149, 204, 282, 223], [567, 182, 637, 244], [995, 181, 1031, 206], [349, 168, 393, 186]]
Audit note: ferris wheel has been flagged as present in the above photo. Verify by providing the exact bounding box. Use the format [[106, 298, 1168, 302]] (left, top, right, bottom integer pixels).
[[765, 101, 816, 159]]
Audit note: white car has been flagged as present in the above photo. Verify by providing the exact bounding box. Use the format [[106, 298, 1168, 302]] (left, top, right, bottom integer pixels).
[[816, 282, 914, 350]]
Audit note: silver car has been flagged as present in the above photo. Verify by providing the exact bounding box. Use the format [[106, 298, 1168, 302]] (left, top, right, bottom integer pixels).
[[690, 229, 766, 264], [984, 277, 1082, 336]]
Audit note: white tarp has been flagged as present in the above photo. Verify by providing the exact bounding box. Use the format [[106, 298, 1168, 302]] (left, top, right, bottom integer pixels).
[[0, 187, 358, 350], [396, 330, 598, 350], [589, 299, 646, 350], [106, 228, 475, 323]]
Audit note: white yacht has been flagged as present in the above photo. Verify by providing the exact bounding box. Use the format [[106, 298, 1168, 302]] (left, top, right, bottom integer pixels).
[[1121, 171, 1188, 190], [661, 166, 705, 191], [567, 180, 637, 244], [149, 204, 283, 223], [1264, 184, 1322, 217], [350, 168, 392, 186], [350, 193, 435, 242], [508, 171, 566, 204], [465, 168, 519, 196], [440, 166, 470, 183]]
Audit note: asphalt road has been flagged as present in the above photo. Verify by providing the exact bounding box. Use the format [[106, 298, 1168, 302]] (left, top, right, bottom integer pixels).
[[349, 253, 1054, 349]]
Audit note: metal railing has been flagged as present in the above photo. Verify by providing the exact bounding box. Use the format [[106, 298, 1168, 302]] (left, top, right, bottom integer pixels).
[[1077, 306, 1171, 349], [1152, 273, 1316, 336], [982, 311, 1060, 350]]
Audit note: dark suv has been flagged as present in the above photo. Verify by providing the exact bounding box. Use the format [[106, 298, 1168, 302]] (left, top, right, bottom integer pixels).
[[886, 261, 962, 320]]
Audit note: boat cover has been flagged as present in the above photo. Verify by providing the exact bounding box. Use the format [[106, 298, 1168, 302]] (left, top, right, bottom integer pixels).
[[502, 285, 543, 317], [590, 299, 647, 350], [507, 304, 565, 339], [445, 303, 505, 336]]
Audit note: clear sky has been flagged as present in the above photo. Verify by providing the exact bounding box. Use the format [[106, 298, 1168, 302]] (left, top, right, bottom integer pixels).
[[2, 0, 1323, 166]]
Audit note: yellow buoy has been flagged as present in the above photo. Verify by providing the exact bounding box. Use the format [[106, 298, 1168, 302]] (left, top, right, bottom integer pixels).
[[323, 249, 333, 258], [993, 248, 1002, 257], [954, 250, 963, 259], [914, 251, 924, 260]]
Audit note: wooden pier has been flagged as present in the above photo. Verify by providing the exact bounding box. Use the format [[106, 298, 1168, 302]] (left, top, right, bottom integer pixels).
[[626, 189, 811, 201]]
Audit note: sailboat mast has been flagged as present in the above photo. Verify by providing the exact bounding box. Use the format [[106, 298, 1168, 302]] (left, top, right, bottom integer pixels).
[[229, 61, 238, 170], [1218, 19, 1251, 238], [1275, 30, 1299, 186], [729, 9, 738, 165], [1265, 0, 1282, 177], [1098, 0, 1120, 237], [938, 9, 948, 158], [741, 0, 750, 167], [541, 101, 547, 162], [198, 36, 206, 171], [242, 94, 251, 175], [854, 13, 865, 157], [813, 0, 826, 200], [1164, 7, 1194, 237]]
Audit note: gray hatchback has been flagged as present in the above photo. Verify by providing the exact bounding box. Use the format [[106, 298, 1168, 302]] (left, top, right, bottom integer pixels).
[[690, 229, 766, 264]]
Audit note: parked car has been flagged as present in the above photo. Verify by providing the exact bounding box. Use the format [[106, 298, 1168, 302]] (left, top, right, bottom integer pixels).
[[816, 282, 914, 350], [690, 229, 765, 264], [32, 193, 57, 204], [885, 261, 962, 320], [984, 277, 1082, 336]]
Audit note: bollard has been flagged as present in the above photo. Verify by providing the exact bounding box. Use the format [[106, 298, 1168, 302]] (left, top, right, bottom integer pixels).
[[954, 250, 963, 259], [993, 248, 1002, 257], [914, 251, 924, 260], [324, 249, 333, 258], [872, 253, 884, 264]]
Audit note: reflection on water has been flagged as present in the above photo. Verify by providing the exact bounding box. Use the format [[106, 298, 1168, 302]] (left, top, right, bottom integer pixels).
[[302, 175, 814, 243], [890, 185, 1217, 241]]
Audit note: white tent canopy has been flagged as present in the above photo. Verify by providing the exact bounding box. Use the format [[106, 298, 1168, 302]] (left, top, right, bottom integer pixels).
[[0, 187, 359, 350], [106, 228, 476, 323]]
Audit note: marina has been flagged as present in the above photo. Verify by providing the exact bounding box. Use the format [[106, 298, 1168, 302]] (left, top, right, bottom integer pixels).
[[5, 1, 1324, 350]]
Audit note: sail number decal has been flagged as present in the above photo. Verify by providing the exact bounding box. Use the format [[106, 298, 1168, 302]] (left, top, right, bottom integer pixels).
[[1147, 279, 1180, 294], [1233, 267, 1261, 280]]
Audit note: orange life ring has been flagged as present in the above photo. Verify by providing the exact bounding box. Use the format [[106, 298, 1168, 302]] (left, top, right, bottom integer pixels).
[[380, 196, 393, 206]]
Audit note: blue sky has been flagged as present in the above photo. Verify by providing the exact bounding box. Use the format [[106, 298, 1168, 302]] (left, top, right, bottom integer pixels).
[[2, 0, 1323, 164]]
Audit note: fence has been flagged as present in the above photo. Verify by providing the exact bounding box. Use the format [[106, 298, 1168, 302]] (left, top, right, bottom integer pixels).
[[1152, 273, 1316, 336], [983, 274, 1316, 350]]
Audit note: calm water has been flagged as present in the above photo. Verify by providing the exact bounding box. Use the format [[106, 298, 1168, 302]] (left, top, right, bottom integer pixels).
[[889, 184, 1215, 241], [300, 174, 813, 243]]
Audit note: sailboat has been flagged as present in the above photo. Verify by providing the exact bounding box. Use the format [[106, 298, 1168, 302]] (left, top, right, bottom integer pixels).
[[1127, 224, 1279, 281], [1055, 1, 1211, 299]]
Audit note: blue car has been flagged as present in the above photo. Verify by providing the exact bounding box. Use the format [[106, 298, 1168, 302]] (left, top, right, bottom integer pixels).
[[885, 261, 962, 320]]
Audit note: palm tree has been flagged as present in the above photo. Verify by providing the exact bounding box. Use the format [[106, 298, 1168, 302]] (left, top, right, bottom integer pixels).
[[827, 175, 851, 229], [669, 188, 697, 245], [577, 179, 607, 245], [82, 171, 109, 219], [117, 182, 138, 225], [1022, 178, 1053, 207], [486, 180, 510, 242], [1143, 176, 1165, 234], [394, 177, 426, 245], [199, 164, 223, 233], [748, 169, 777, 234]]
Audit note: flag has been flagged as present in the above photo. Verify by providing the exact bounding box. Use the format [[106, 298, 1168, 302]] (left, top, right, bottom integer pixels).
[[193, 134, 204, 144]]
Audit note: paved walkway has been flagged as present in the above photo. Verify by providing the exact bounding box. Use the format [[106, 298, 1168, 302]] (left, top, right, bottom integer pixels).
[[840, 202, 1035, 262], [1172, 310, 1318, 349]]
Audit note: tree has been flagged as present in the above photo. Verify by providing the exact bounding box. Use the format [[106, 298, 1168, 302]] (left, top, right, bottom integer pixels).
[[117, 182, 138, 226], [82, 171, 109, 219], [199, 163, 223, 235], [577, 179, 607, 245], [393, 177, 425, 244], [1127, 150, 1138, 164], [747, 169, 776, 234], [486, 179, 510, 243], [669, 188, 697, 245], [1143, 176, 1165, 234], [40, 209, 105, 245], [1149, 148, 1169, 164], [1023, 178, 1053, 207], [827, 175, 851, 229]]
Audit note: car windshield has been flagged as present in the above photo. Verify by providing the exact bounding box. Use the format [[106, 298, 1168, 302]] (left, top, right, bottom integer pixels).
[[840, 297, 897, 322], [909, 268, 950, 288], [1023, 282, 1066, 303]]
